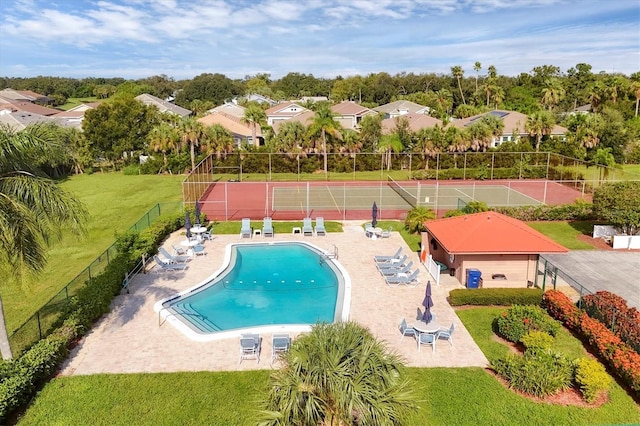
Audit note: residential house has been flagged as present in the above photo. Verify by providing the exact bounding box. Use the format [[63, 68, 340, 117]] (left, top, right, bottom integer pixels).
[[265, 101, 308, 126], [451, 110, 568, 148], [330, 101, 374, 130], [50, 102, 101, 130], [381, 113, 443, 135], [0, 110, 53, 131], [208, 102, 246, 120], [198, 112, 264, 147], [135, 93, 191, 117], [422, 212, 567, 288], [0, 88, 52, 104], [245, 94, 277, 106], [0, 95, 61, 116], [374, 100, 430, 119]]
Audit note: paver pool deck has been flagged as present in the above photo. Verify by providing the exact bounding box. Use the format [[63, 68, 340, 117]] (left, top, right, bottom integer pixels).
[[60, 222, 489, 375]]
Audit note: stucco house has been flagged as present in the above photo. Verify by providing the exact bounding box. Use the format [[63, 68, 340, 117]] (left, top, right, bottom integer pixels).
[[374, 100, 430, 119], [208, 102, 246, 119], [135, 93, 191, 117], [331, 101, 375, 130], [451, 110, 568, 148], [265, 101, 308, 126], [422, 212, 568, 288], [381, 113, 443, 135], [198, 112, 264, 147]]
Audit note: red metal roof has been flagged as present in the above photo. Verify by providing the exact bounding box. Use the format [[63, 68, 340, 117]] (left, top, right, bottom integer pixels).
[[425, 212, 568, 254]]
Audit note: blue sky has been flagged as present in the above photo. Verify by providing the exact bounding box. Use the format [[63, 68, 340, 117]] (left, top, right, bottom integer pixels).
[[0, 0, 638, 80]]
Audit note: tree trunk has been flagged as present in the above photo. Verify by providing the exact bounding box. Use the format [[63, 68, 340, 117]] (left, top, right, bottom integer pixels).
[[635, 98, 639, 117], [322, 129, 328, 176], [457, 78, 466, 105], [0, 298, 13, 360], [252, 123, 258, 147], [190, 141, 195, 171]]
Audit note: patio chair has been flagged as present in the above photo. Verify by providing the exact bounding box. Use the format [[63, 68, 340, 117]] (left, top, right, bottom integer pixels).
[[380, 227, 392, 238], [384, 269, 419, 287], [239, 333, 261, 364], [192, 244, 206, 256], [364, 222, 373, 237], [202, 229, 214, 241], [171, 244, 187, 256], [262, 217, 274, 238], [417, 332, 436, 353], [158, 247, 190, 263], [315, 217, 326, 236], [376, 255, 409, 271], [153, 255, 188, 272], [271, 333, 291, 365], [379, 261, 413, 277], [302, 217, 314, 236], [240, 218, 251, 239], [437, 323, 455, 346], [374, 247, 402, 263], [399, 318, 417, 340]]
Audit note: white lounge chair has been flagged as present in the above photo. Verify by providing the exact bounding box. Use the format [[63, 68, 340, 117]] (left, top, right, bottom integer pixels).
[[302, 217, 314, 236], [384, 269, 420, 287], [315, 217, 326, 236], [374, 247, 402, 263], [271, 333, 291, 365], [240, 218, 251, 239], [239, 333, 261, 364], [262, 217, 274, 237], [379, 261, 414, 276], [153, 255, 188, 272], [158, 247, 190, 263]]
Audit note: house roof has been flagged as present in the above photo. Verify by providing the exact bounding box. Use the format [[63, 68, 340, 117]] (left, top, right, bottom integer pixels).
[[209, 102, 246, 119], [0, 111, 53, 131], [0, 88, 48, 102], [451, 110, 567, 136], [271, 110, 314, 134], [331, 101, 371, 116], [0, 97, 61, 116], [381, 113, 443, 134], [135, 93, 191, 117], [197, 112, 262, 138], [265, 101, 307, 116], [424, 212, 568, 254], [374, 100, 429, 116], [52, 102, 100, 118]]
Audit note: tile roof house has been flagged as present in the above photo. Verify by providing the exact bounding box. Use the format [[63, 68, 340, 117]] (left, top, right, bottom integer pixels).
[[245, 94, 277, 106], [50, 102, 101, 129], [198, 112, 263, 147], [135, 93, 191, 117], [422, 212, 567, 288], [0, 88, 52, 104], [381, 113, 443, 135], [265, 101, 308, 126], [330, 101, 375, 130], [208, 102, 246, 119], [374, 100, 430, 119], [0, 110, 54, 131], [451, 110, 568, 148], [0, 95, 61, 116]]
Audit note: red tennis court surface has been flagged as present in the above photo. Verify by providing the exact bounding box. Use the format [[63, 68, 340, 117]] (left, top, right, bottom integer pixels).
[[197, 180, 588, 221]]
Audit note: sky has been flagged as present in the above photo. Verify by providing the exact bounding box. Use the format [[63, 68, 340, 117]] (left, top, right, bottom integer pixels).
[[0, 0, 638, 81]]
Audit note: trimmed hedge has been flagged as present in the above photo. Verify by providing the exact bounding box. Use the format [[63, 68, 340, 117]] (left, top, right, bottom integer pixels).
[[449, 288, 544, 306], [582, 291, 640, 354], [542, 290, 640, 396], [495, 305, 561, 343], [493, 201, 595, 221], [0, 213, 184, 422]]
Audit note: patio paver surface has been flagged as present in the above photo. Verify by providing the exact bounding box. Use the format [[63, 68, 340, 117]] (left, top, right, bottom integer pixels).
[[60, 222, 489, 375]]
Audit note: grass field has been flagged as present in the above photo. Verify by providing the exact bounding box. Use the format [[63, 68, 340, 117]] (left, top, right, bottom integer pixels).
[[526, 221, 598, 250], [57, 97, 100, 111], [1, 173, 183, 332], [16, 308, 640, 425]]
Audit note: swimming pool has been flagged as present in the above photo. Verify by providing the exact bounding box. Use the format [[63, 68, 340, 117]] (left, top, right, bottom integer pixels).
[[155, 241, 351, 341]]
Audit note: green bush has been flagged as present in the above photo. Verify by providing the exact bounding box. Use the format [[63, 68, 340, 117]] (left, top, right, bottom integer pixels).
[[493, 201, 595, 221], [520, 331, 554, 354], [492, 350, 574, 398], [449, 288, 543, 306], [495, 305, 561, 343], [575, 358, 611, 403]]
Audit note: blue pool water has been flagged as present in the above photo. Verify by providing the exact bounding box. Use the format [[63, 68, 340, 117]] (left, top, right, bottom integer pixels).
[[162, 242, 343, 334]]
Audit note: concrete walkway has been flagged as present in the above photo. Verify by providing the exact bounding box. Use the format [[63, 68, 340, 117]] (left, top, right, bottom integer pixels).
[[60, 222, 488, 376]]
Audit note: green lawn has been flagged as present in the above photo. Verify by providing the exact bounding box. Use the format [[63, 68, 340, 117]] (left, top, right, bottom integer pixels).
[[1, 173, 183, 331], [57, 97, 100, 111], [526, 221, 597, 250]]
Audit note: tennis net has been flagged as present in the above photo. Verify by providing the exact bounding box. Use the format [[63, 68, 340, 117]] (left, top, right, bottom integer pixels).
[[387, 176, 418, 208]]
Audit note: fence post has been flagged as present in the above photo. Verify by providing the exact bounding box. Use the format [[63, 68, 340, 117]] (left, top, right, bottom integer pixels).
[[37, 311, 43, 340]]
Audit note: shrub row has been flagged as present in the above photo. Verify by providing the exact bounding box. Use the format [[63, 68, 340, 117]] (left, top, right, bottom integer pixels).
[[449, 288, 543, 306], [582, 291, 640, 354], [542, 290, 640, 396], [493, 201, 595, 221], [495, 305, 561, 343], [0, 213, 183, 422]]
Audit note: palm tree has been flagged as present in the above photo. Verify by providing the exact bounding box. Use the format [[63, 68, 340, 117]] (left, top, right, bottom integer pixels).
[[473, 61, 482, 92], [490, 85, 505, 109], [451, 65, 466, 105], [179, 117, 204, 171], [630, 81, 640, 117], [404, 206, 436, 233], [525, 111, 555, 152], [593, 147, 616, 182], [259, 321, 418, 426], [378, 133, 403, 170], [242, 103, 266, 147], [202, 124, 234, 160], [307, 105, 342, 176], [0, 124, 87, 359], [147, 123, 178, 172], [273, 121, 307, 159], [541, 78, 565, 111]]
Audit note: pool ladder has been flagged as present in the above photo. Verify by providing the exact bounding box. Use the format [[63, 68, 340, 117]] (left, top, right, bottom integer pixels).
[[323, 244, 338, 260]]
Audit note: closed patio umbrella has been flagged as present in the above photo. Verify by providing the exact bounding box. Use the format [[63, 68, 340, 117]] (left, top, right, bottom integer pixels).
[[185, 212, 192, 239], [422, 280, 434, 323], [372, 201, 378, 227]]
